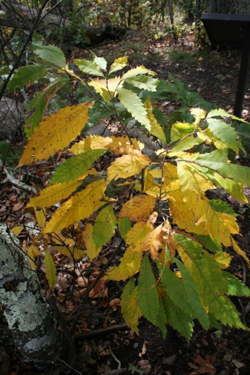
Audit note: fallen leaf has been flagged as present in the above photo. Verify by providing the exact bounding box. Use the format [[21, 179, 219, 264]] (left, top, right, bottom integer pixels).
[[13, 202, 24, 211], [194, 355, 216, 375], [232, 359, 244, 369]]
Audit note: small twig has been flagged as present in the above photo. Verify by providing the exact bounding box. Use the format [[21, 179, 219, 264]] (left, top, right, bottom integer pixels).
[[0, 0, 50, 101], [2, 167, 37, 194], [244, 301, 250, 315], [109, 345, 121, 369], [57, 359, 82, 375], [73, 322, 128, 340]]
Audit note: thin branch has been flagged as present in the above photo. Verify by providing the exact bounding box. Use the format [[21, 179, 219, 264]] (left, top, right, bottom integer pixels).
[[73, 322, 128, 340], [0, 0, 50, 102]]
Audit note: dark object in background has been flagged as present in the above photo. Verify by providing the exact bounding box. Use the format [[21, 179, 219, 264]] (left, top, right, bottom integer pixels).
[[202, 13, 250, 117]]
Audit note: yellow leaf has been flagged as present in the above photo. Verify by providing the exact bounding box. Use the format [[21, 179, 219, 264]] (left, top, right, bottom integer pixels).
[[104, 245, 143, 281], [34, 207, 46, 228], [70, 135, 143, 156], [190, 107, 206, 126], [163, 162, 178, 186], [89, 77, 122, 100], [168, 188, 238, 247], [156, 148, 167, 158], [120, 195, 156, 222], [144, 96, 166, 143], [125, 221, 154, 249], [122, 66, 156, 80], [70, 135, 113, 154], [177, 161, 214, 198], [231, 237, 250, 265], [43, 180, 107, 233], [107, 149, 150, 181], [108, 136, 143, 155], [138, 164, 178, 200], [202, 128, 226, 150], [143, 224, 163, 259], [11, 225, 23, 236], [121, 283, 142, 335], [52, 245, 86, 260], [135, 170, 161, 198], [82, 223, 102, 261], [27, 244, 40, 269], [27, 179, 82, 208], [18, 103, 91, 166], [214, 251, 232, 269], [149, 166, 162, 178], [45, 248, 57, 289]]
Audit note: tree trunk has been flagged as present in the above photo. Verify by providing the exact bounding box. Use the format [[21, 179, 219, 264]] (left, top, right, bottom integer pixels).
[[206, 0, 250, 13], [0, 224, 65, 368], [168, 0, 174, 25]]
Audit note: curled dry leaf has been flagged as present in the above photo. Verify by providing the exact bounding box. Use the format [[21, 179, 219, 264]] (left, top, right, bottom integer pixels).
[[77, 276, 88, 288], [109, 298, 121, 310]]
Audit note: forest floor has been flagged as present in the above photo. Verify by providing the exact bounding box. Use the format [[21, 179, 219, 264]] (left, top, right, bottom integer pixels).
[[1, 31, 250, 375]]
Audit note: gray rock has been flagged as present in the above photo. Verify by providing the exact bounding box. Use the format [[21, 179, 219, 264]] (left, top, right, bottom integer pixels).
[[0, 97, 24, 140]]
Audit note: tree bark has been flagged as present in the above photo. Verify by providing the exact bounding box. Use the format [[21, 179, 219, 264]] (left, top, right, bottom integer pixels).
[[0, 224, 65, 368], [206, 0, 250, 13]]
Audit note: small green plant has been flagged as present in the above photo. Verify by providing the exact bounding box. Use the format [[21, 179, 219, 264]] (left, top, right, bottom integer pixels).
[[9, 37, 250, 341], [0, 142, 23, 168], [166, 48, 195, 64]]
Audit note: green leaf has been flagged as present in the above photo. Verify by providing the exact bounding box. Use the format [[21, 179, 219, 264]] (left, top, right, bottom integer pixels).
[[144, 96, 166, 143], [122, 66, 156, 80], [25, 77, 68, 137], [45, 248, 57, 289], [74, 58, 105, 77], [125, 75, 159, 92], [171, 122, 195, 142], [163, 293, 194, 342], [177, 161, 214, 198], [196, 148, 228, 162], [207, 108, 232, 119], [168, 136, 203, 156], [104, 246, 143, 281], [27, 180, 82, 208], [175, 234, 245, 328], [32, 31, 43, 46], [109, 56, 128, 75], [92, 53, 107, 71], [209, 200, 238, 217], [92, 204, 117, 249], [118, 88, 151, 130], [120, 279, 142, 334], [195, 234, 222, 253], [190, 159, 247, 203], [194, 160, 250, 187], [118, 217, 132, 239], [137, 255, 167, 336], [157, 262, 194, 316], [50, 149, 107, 184], [8, 64, 47, 91], [223, 272, 250, 297], [33, 44, 66, 68], [207, 118, 244, 153], [174, 258, 210, 329], [206, 108, 247, 123]]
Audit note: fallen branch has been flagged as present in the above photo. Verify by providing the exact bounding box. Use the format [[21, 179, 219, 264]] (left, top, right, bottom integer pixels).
[[2, 167, 37, 194], [73, 322, 128, 340]]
